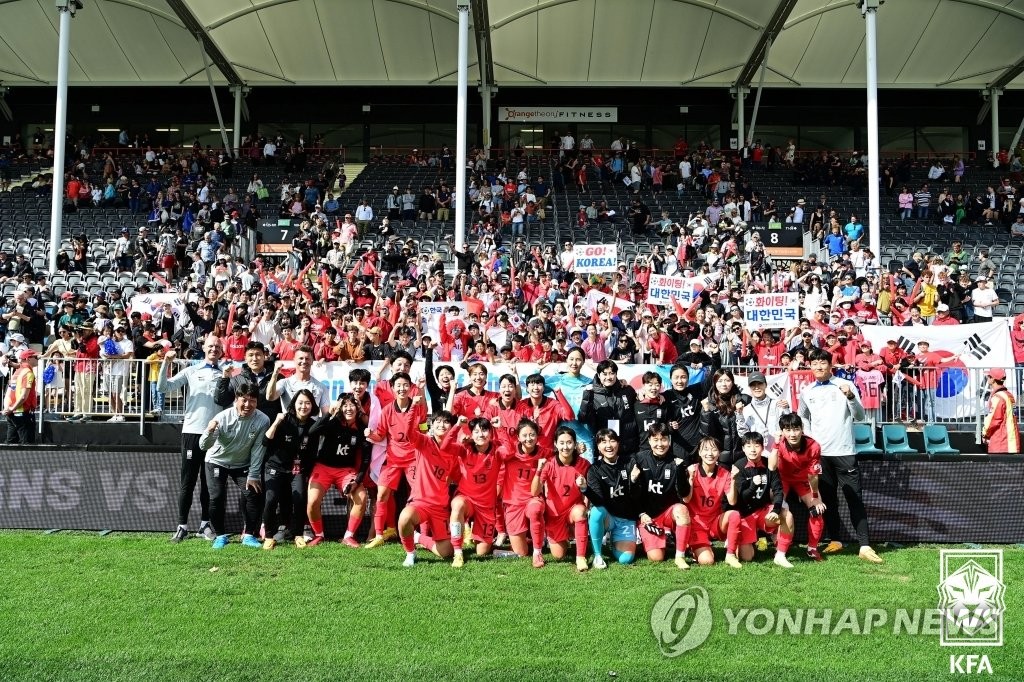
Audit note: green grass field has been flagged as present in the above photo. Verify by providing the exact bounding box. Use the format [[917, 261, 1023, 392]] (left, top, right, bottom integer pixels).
[[0, 531, 1021, 682]]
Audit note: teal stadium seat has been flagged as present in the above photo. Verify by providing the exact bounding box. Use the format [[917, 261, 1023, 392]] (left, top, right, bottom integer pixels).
[[923, 424, 960, 458], [853, 423, 882, 455], [881, 424, 918, 459]]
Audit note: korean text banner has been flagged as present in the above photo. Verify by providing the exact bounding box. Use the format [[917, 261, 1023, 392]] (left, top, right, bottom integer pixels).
[[743, 292, 800, 330], [646, 274, 699, 306]]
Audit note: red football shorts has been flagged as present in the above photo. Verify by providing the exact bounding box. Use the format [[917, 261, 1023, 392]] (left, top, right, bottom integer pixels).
[[740, 505, 779, 545], [503, 501, 529, 536], [461, 497, 497, 543], [543, 510, 574, 544], [688, 513, 725, 549], [310, 463, 358, 492], [638, 505, 679, 551], [378, 460, 413, 492], [407, 502, 450, 542], [781, 478, 812, 500]]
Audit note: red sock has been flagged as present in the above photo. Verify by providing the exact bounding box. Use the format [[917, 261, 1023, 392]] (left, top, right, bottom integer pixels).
[[373, 502, 385, 536], [777, 531, 794, 554], [675, 523, 690, 555], [309, 518, 324, 537], [725, 513, 741, 554], [385, 496, 396, 528], [495, 501, 506, 534], [400, 533, 415, 553], [808, 515, 824, 547], [345, 513, 360, 536], [526, 500, 545, 552], [419, 534, 436, 552], [574, 520, 589, 558]]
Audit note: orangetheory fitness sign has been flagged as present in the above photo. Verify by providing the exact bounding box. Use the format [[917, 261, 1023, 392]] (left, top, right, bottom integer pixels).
[[499, 107, 618, 123]]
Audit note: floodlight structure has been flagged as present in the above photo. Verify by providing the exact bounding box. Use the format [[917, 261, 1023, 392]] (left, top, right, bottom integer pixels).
[[49, 1, 82, 274], [454, 1, 470, 251], [860, 0, 882, 254]]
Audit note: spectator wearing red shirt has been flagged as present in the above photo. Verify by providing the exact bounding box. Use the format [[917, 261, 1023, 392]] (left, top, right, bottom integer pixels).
[[646, 325, 678, 365], [853, 341, 885, 373], [931, 303, 960, 325], [223, 324, 249, 362]]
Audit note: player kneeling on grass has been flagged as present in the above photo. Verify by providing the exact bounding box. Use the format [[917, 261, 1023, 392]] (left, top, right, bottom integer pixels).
[[394, 409, 461, 567], [529, 426, 590, 571], [261, 389, 320, 549], [769, 412, 826, 562], [502, 418, 552, 558], [199, 383, 271, 550], [302, 393, 371, 548], [450, 417, 507, 567], [730, 432, 795, 568], [630, 423, 691, 571], [585, 429, 639, 569], [684, 437, 742, 568]]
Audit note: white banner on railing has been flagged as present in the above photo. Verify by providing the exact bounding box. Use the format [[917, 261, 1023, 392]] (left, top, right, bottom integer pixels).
[[860, 321, 1014, 419]]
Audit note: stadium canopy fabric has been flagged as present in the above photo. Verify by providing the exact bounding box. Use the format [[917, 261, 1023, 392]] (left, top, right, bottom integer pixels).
[[0, 0, 1021, 89]]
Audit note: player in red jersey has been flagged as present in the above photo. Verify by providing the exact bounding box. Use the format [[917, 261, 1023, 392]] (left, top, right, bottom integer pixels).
[[449, 417, 507, 567], [515, 373, 575, 449], [396, 408, 460, 567], [450, 363, 498, 423], [372, 351, 419, 408], [684, 437, 743, 568], [502, 418, 551, 557], [483, 373, 521, 546], [528, 426, 590, 570], [769, 412, 826, 561], [365, 372, 426, 548], [730, 432, 795, 568]]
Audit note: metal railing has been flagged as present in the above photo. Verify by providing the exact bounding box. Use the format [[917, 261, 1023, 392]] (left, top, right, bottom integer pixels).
[[30, 358, 1013, 445]]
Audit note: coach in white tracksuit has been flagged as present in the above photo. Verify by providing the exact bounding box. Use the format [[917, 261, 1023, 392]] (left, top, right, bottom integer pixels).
[[797, 348, 883, 564]]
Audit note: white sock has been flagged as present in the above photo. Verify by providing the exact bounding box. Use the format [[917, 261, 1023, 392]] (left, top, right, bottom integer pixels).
[[533, 548, 542, 556], [198, 521, 209, 529], [344, 531, 354, 539], [675, 550, 685, 559], [450, 521, 462, 539], [178, 524, 188, 531], [454, 548, 463, 556], [775, 550, 787, 559]]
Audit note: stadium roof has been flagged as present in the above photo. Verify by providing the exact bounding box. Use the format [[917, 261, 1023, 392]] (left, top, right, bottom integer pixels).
[[0, 0, 1022, 90]]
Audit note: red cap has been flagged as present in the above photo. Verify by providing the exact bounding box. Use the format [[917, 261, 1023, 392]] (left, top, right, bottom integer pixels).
[[141, 313, 153, 321], [987, 368, 1007, 381]]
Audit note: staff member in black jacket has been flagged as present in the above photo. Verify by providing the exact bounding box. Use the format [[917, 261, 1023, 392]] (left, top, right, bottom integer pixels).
[[578, 360, 639, 453], [584, 429, 637, 570], [261, 389, 319, 549], [215, 341, 280, 420], [698, 368, 749, 467]]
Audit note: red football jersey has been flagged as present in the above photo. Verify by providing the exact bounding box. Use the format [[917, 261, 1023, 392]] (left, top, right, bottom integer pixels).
[[539, 457, 590, 516], [407, 432, 458, 508], [455, 442, 505, 508], [686, 464, 731, 521], [775, 435, 823, 484], [373, 399, 427, 467], [452, 387, 498, 420], [502, 444, 551, 505], [483, 398, 520, 449], [515, 396, 574, 448]]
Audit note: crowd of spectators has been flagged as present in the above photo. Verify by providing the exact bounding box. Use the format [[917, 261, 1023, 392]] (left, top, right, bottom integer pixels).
[[0, 130, 1022, 434]]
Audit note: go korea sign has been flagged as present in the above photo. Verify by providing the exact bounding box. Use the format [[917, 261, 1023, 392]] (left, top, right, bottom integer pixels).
[[573, 244, 618, 274]]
